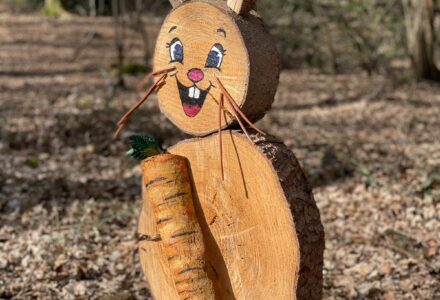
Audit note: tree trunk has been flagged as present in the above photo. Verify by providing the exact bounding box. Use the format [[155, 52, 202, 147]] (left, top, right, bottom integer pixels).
[[402, 0, 440, 80], [98, 0, 105, 16], [154, 1, 279, 136], [112, 0, 126, 87], [138, 131, 325, 299], [89, 0, 96, 17]]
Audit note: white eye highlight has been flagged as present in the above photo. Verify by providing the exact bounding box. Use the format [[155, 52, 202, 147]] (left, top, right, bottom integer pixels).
[[205, 44, 225, 69], [168, 38, 183, 63]]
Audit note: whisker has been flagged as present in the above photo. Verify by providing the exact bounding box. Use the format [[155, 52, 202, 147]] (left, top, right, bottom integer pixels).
[[209, 91, 253, 143], [209, 93, 234, 120], [136, 72, 153, 95], [152, 66, 176, 76], [113, 122, 125, 140], [218, 94, 224, 180], [215, 77, 266, 136], [221, 92, 252, 143], [113, 73, 167, 139], [118, 73, 167, 126], [136, 66, 176, 95]]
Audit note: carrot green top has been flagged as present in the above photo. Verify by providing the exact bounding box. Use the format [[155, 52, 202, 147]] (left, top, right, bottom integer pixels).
[[127, 134, 165, 160]]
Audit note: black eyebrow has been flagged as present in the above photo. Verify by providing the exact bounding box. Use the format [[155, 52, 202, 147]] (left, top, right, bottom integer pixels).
[[217, 28, 226, 37], [169, 26, 177, 33]]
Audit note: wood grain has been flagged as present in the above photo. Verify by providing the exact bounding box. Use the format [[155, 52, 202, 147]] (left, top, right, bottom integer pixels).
[[138, 131, 324, 299], [154, 1, 279, 136]]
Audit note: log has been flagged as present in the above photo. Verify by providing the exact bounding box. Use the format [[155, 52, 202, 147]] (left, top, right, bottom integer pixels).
[[138, 131, 324, 299], [154, 0, 279, 136]]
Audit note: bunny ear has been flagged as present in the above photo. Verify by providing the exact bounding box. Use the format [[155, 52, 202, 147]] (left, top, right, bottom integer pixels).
[[169, 0, 189, 8], [227, 0, 256, 15]]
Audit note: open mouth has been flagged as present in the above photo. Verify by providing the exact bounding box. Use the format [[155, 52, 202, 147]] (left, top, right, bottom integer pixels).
[[177, 79, 210, 118]]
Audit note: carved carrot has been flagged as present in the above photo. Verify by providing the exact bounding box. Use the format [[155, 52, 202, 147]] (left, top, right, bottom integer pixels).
[[130, 135, 215, 300]]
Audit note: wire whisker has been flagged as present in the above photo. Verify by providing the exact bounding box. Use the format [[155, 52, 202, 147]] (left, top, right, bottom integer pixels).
[[114, 73, 167, 139], [118, 73, 167, 126], [218, 94, 224, 180], [209, 91, 253, 144], [221, 92, 253, 143], [215, 77, 266, 136], [152, 66, 176, 76], [136, 72, 153, 95], [136, 66, 176, 95]]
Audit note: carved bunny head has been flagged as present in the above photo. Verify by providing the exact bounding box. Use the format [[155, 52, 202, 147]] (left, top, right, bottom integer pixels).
[[154, 0, 280, 136]]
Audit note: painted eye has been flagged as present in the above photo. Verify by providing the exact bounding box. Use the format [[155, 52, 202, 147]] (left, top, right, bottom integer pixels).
[[168, 38, 183, 63], [205, 44, 225, 69]]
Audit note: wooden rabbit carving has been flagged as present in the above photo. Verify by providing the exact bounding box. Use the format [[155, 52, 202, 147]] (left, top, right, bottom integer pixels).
[[154, 0, 279, 136], [115, 0, 324, 299]]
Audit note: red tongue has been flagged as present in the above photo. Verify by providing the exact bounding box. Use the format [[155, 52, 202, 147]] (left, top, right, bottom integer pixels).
[[182, 103, 202, 118]]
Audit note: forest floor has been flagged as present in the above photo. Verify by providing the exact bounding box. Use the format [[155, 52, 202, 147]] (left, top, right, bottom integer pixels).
[[0, 13, 439, 300]]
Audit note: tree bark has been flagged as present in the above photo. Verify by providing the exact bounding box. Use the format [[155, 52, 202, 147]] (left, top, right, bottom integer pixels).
[[402, 0, 440, 81]]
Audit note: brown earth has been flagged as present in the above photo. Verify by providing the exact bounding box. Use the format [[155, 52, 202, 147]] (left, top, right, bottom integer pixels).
[[0, 12, 439, 300]]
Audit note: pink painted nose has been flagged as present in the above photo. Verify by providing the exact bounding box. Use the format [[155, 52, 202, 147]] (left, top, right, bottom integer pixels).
[[187, 68, 204, 83]]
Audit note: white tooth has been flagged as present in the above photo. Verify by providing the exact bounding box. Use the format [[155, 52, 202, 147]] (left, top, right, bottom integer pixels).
[[194, 88, 200, 99], [189, 87, 195, 98]]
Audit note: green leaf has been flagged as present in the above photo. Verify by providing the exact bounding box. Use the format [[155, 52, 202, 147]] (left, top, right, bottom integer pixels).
[[127, 134, 164, 161]]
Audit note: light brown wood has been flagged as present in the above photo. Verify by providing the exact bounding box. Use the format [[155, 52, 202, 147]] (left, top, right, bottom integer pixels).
[[138, 131, 324, 299], [226, 0, 255, 15], [154, 0, 279, 136], [139, 154, 215, 300]]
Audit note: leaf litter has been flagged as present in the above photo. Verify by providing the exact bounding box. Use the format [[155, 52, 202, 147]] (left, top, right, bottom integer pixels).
[[0, 14, 439, 300]]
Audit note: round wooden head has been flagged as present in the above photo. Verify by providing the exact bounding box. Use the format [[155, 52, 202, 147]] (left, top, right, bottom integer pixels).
[[154, 0, 280, 136]]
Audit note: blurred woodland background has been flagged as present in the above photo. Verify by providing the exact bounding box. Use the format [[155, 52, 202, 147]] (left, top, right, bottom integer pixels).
[[0, 0, 439, 299]]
